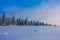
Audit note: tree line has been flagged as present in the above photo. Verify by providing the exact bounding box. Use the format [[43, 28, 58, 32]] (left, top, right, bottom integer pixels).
[[0, 12, 54, 26]]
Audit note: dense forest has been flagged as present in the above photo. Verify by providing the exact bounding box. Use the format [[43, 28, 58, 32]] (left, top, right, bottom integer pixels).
[[0, 12, 54, 26]]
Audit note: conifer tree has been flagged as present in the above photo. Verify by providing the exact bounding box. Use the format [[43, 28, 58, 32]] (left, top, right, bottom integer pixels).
[[25, 18, 28, 25], [2, 12, 6, 26], [17, 18, 20, 25], [11, 16, 15, 25]]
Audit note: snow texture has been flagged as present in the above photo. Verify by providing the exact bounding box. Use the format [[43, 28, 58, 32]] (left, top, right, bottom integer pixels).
[[0, 26, 60, 40]]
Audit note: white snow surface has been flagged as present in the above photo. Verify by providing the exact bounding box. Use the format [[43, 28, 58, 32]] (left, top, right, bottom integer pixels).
[[0, 26, 60, 40]]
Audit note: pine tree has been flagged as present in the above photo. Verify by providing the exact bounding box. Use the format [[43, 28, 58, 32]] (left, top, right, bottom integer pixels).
[[2, 12, 6, 26], [24, 18, 28, 25], [11, 16, 15, 25], [17, 18, 20, 25], [29, 20, 33, 25], [6, 18, 11, 26], [41, 22, 45, 26], [21, 19, 24, 25]]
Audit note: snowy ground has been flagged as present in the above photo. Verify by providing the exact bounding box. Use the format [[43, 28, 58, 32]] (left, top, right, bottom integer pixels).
[[0, 26, 60, 40]]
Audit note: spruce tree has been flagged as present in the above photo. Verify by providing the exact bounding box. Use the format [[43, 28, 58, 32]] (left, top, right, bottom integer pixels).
[[25, 18, 28, 25], [2, 12, 6, 26], [11, 16, 15, 25], [17, 18, 20, 25]]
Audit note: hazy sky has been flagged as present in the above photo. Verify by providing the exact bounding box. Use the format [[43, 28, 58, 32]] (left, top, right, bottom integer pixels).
[[1, 0, 60, 25]]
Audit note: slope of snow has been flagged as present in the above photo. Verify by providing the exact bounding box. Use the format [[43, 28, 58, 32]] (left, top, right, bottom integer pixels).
[[0, 26, 60, 40]]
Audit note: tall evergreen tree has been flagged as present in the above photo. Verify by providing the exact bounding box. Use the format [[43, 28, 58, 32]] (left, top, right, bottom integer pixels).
[[11, 16, 15, 25], [24, 18, 28, 25], [17, 18, 20, 25], [2, 12, 6, 26]]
